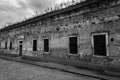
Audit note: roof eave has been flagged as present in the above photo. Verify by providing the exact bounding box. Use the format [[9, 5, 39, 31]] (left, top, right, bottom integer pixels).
[[0, 0, 103, 32]]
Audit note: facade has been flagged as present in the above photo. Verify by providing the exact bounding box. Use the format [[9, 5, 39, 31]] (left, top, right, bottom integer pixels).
[[1, 0, 120, 67]]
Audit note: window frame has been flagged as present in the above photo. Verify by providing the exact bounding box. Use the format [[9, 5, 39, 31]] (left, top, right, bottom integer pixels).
[[43, 38, 50, 53], [32, 39, 37, 51], [9, 41, 12, 50], [91, 33, 109, 57], [5, 41, 7, 49], [68, 36, 79, 55]]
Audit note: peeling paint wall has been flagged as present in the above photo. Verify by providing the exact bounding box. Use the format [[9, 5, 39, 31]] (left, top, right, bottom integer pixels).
[[1, 0, 120, 65]]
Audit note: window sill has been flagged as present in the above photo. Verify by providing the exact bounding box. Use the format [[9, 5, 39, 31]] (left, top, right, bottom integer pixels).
[[43, 52, 50, 54], [68, 53, 79, 56], [92, 55, 108, 58]]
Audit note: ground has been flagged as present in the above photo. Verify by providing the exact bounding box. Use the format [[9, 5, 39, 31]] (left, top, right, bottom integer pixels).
[[0, 58, 101, 80]]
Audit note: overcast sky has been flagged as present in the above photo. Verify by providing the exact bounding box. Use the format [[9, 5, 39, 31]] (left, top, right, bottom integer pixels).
[[0, 0, 72, 28]]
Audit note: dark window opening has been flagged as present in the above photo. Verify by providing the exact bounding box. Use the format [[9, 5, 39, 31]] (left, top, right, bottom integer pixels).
[[10, 42, 12, 49], [19, 41, 23, 44], [19, 45, 22, 56], [5, 42, 7, 49], [111, 38, 114, 42], [93, 35, 107, 56], [33, 40, 37, 51], [69, 37, 78, 54], [44, 39, 49, 52]]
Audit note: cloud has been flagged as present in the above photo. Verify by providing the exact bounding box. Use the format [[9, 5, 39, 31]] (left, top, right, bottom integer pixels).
[[55, 0, 70, 4], [27, 0, 55, 8], [0, 0, 34, 27], [0, 0, 71, 28]]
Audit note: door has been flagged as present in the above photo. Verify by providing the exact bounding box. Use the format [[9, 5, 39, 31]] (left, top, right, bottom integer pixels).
[[69, 36, 78, 54], [93, 34, 107, 56], [19, 45, 22, 56]]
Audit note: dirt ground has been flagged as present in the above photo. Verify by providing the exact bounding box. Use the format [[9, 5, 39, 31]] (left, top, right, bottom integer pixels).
[[0, 58, 100, 80]]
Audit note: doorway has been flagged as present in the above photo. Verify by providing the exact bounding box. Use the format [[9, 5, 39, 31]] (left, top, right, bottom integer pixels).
[[19, 41, 23, 56], [69, 36, 78, 54], [92, 34, 108, 56]]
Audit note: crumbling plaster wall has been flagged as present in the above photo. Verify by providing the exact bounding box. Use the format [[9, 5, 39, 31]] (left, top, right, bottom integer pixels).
[[1, 0, 120, 64]]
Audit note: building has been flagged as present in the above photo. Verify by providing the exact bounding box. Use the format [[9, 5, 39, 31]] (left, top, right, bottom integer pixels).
[[0, 0, 120, 70]]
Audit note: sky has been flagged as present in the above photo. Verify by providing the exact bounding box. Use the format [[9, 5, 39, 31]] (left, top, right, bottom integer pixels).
[[0, 0, 78, 28]]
